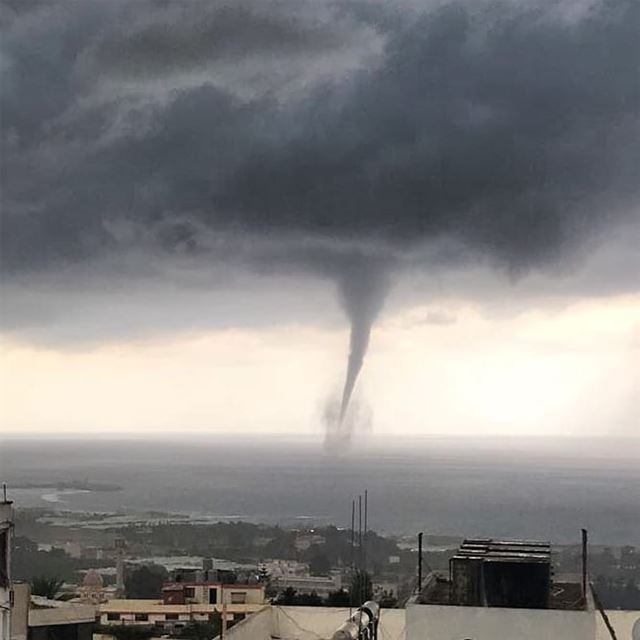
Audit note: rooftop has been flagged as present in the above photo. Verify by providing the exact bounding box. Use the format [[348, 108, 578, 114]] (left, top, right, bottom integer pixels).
[[163, 582, 263, 590], [29, 601, 96, 627], [451, 538, 551, 564], [418, 537, 585, 611], [100, 599, 265, 614]]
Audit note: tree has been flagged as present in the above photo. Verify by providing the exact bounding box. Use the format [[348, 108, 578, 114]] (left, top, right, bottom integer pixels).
[[98, 626, 153, 640], [31, 576, 63, 599], [378, 590, 398, 608], [349, 570, 372, 606], [297, 591, 323, 606], [125, 564, 168, 599], [326, 589, 351, 607], [309, 550, 331, 577], [274, 587, 298, 605], [178, 621, 221, 640]]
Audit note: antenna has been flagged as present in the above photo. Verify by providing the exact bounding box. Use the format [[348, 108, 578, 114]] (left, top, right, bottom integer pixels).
[[358, 494, 363, 604], [581, 528, 588, 603], [363, 489, 368, 576], [350, 499, 355, 617], [418, 532, 424, 594]]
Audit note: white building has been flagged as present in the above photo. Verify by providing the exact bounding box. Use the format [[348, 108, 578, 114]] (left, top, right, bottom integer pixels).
[[261, 559, 309, 579], [1, 498, 13, 640], [272, 572, 342, 597], [208, 602, 640, 640]]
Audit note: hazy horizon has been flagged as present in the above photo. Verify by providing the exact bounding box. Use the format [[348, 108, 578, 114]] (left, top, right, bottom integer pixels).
[[2, 438, 639, 546]]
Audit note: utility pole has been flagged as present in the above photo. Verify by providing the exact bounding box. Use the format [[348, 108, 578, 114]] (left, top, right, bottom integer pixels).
[[363, 489, 368, 576], [349, 500, 355, 617]]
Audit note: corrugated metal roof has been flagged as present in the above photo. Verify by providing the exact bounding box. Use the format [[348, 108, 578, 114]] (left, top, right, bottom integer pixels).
[[453, 538, 551, 564]]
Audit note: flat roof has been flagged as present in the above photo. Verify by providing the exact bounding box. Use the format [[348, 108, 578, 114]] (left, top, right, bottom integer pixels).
[[163, 582, 263, 590], [100, 600, 265, 614], [29, 604, 96, 627]]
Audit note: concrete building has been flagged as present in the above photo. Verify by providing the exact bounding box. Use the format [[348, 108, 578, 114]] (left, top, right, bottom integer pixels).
[[160, 581, 265, 606], [27, 600, 95, 640], [99, 600, 264, 631], [210, 602, 640, 640], [271, 572, 342, 597], [1, 497, 13, 640], [408, 537, 608, 640], [260, 559, 309, 579], [218, 605, 405, 640], [219, 536, 640, 640], [99, 582, 266, 631], [9, 584, 29, 640]]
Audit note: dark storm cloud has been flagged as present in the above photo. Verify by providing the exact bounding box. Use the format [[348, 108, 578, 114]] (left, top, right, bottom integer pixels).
[[1, 0, 639, 291]]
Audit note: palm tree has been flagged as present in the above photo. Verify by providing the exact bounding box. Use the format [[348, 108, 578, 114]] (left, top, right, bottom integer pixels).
[[31, 576, 64, 599]]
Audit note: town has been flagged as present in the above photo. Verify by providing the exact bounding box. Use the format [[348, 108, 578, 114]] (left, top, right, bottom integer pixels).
[[3, 493, 640, 639]]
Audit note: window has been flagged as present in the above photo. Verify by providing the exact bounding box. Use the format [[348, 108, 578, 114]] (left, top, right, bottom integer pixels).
[[184, 587, 195, 598], [0, 532, 8, 587], [165, 614, 179, 621], [208, 587, 217, 604], [230, 592, 246, 604], [107, 613, 120, 621], [135, 614, 148, 622], [233, 613, 246, 622]]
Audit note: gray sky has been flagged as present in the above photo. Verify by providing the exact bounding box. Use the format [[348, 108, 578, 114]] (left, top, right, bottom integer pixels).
[[1, 0, 639, 438]]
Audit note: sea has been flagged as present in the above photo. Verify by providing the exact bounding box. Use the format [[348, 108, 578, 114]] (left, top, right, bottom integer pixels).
[[1, 435, 639, 546]]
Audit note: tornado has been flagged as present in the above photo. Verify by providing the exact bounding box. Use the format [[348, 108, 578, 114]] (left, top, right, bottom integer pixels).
[[337, 265, 387, 426], [339, 316, 374, 423]]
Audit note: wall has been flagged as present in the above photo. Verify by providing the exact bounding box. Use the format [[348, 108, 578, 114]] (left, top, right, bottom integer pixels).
[[1, 503, 13, 640], [220, 608, 271, 640], [10, 583, 30, 640], [406, 603, 596, 640], [597, 610, 640, 640], [274, 607, 405, 640], [211, 606, 406, 640], [186, 585, 264, 605], [29, 622, 93, 640]]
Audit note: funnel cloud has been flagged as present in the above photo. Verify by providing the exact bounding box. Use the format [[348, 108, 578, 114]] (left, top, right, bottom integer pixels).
[[338, 266, 388, 426], [1, 0, 639, 437]]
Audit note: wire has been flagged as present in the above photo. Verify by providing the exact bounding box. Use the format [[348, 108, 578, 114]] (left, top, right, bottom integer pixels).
[[590, 582, 618, 640], [273, 605, 331, 640]]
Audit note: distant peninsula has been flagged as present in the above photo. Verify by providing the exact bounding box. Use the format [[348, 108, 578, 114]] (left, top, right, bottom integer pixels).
[[12, 480, 122, 492]]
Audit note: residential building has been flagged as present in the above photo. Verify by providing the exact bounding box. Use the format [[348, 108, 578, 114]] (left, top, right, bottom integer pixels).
[[98, 600, 263, 631], [408, 537, 596, 640], [9, 583, 29, 640], [27, 599, 95, 640], [1, 497, 13, 640], [271, 571, 342, 597], [260, 559, 309, 580], [99, 582, 266, 631], [161, 582, 264, 606]]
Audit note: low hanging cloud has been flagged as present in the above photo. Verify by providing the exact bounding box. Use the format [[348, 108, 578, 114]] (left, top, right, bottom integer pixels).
[[1, 0, 639, 321]]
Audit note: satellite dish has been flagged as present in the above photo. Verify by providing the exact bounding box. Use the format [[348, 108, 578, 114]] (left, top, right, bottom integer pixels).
[[632, 617, 640, 640]]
